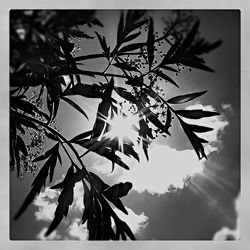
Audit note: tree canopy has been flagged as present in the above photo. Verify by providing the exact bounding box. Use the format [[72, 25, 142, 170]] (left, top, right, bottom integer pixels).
[[10, 10, 222, 240]]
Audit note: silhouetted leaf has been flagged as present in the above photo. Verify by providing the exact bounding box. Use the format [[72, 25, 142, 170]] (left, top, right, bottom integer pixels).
[[166, 90, 207, 104], [154, 70, 179, 88], [120, 221, 136, 240], [91, 17, 104, 27], [14, 155, 54, 220], [179, 58, 214, 72], [159, 65, 179, 73], [103, 182, 132, 198], [16, 135, 28, 156], [117, 11, 124, 44], [82, 179, 93, 224], [143, 88, 161, 102], [123, 31, 141, 43], [89, 172, 110, 192], [188, 124, 213, 133], [46, 166, 75, 236], [176, 109, 219, 119], [64, 83, 103, 98], [118, 43, 144, 53], [114, 87, 137, 103], [164, 108, 172, 133], [61, 96, 88, 120], [179, 20, 200, 53], [70, 130, 92, 142], [179, 120, 207, 159], [61, 29, 94, 39], [95, 32, 110, 59], [44, 130, 59, 141], [147, 17, 154, 71], [33, 143, 59, 162]]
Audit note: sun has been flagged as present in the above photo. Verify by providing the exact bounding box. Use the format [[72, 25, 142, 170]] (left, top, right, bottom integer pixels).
[[105, 113, 139, 145]]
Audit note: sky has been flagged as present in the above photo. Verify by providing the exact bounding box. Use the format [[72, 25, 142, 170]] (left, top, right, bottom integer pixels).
[[8, 8, 241, 242]]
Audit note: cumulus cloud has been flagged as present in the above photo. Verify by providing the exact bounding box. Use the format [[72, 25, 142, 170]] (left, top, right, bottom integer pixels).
[[93, 103, 230, 195], [213, 195, 240, 240], [34, 188, 59, 221]]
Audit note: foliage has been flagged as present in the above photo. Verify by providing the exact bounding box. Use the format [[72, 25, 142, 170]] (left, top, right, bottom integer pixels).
[[10, 10, 222, 240]]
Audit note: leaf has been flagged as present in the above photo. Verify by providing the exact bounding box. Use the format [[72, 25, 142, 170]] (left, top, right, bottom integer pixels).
[[179, 120, 207, 159], [163, 40, 180, 62], [16, 135, 28, 156], [179, 57, 214, 72], [123, 31, 141, 43], [89, 172, 110, 192], [179, 21, 200, 53], [120, 221, 136, 240], [81, 179, 93, 224], [33, 143, 59, 162], [118, 43, 144, 53], [129, 20, 148, 33], [114, 87, 137, 103], [63, 83, 103, 98], [154, 70, 179, 88], [70, 130, 92, 142], [14, 157, 52, 220], [16, 115, 39, 130], [95, 32, 110, 59], [103, 182, 132, 198], [61, 96, 88, 120], [176, 109, 219, 119], [164, 107, 172, 133], [159, 65, 179, 73], [147, 17, 154, 71], [61, 29, 94, 39], [45, 166, 75, 236], [188, 124, 214, 133], [166, 90, 207, 104], [91, 17, 104, 27], [143, 88, 161, 102], [44, 130, 59, 141], [122, 144, 140, 162], [117, 11, 124, 44]]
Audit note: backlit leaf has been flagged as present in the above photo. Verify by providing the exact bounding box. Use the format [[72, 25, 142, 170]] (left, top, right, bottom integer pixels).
[[61, 96, 88, 120], [154, 70, 179, 88], [166, 90, 207, 104], [147, 17, 154, 71], [176, 109, 219, 119]]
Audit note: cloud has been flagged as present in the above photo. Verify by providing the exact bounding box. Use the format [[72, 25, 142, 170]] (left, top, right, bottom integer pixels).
[[33, 183, 147, 240], [93, 103, 230, 195], [34, 188, 59, 221], [36, 228, 62, 240], [67, 218, 88, 240], [213, 195, 240, 240], [113, 207, 149, 235]]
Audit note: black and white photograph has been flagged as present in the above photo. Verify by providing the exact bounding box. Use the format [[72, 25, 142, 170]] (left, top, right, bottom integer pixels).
[[9, 9, 241, 241]]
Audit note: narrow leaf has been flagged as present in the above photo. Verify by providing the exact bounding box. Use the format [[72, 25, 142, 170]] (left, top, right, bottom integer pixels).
[[70, 130, 92, 142], [166, 90, 207, 104], [154, 70, 179, 88], [147, 17, 154, 71], [118, 43, 144, 53], [61, 96, 88, 120], [176, 109, 220, 119], [189, 124, 214, 133], [123, 31, 141, 43]]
